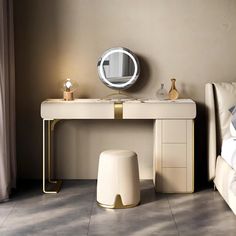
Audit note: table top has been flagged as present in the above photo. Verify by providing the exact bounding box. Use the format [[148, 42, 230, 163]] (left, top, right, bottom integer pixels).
[[41, 98, 196, 120], [42, 98, 195, 104]]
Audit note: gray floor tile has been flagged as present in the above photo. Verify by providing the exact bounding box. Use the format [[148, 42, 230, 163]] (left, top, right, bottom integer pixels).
[[88, 206, 178, 235], [168, 190, 236, 235], [88, 183, 178, 236], [0, 180, 236, 236], [180, 231, 236, 236], [60, 180, 97, 193], [0, 208, 13, 227], [0, 200, 16, 209], [12, 180, 96, 210], [167, 189, 222, 206], [89, 210, 177, 235], [0, 203, 91, 236], [0, 180, 95, 236]]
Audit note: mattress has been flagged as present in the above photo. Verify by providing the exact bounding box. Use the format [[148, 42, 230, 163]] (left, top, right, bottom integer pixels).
[[221, 138, 236, 171], [214, 156, 236, 213]]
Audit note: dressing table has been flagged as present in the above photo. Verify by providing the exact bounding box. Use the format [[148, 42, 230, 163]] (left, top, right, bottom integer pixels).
[[41, 98, 196, 194], [41, 47, 196, 194]]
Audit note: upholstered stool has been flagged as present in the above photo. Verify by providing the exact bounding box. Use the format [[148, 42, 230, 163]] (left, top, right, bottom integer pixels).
[[97, 150, 140, 209]]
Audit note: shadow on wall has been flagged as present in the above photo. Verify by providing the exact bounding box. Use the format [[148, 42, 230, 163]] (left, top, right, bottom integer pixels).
[[194, 102, 210, 191]]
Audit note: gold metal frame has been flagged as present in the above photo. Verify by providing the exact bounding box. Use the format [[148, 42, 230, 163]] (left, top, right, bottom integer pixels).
[[101, 90, 137, 100], [192, 120, 195, 193], [114, 102, 123, 119], [43, 119, 62, 193]]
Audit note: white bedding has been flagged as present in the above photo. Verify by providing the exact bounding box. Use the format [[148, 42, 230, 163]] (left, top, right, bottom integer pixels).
[[231, 175, 236, 195], [221, 138, 236, 171]]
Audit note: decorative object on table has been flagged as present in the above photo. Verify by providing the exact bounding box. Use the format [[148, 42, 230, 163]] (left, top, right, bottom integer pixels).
[[97, 47, 140, 99], [168, 78, 179, 100], [62, 78, 78, 101], [156, 83, 168, 100]]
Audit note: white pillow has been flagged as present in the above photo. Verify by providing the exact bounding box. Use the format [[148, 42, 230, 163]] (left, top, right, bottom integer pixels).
[[229, 106, 236, 137], [214, 83, 236, 140]]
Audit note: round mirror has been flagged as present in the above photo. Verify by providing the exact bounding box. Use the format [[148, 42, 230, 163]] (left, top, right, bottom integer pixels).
[[97, 47, 140, 90]]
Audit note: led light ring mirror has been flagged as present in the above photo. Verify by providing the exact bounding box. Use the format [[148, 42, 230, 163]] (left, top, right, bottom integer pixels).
[[97, 47, 140, 90]]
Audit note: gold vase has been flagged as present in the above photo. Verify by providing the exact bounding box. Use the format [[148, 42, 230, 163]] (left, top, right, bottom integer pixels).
[[168, 78, 179, 100]]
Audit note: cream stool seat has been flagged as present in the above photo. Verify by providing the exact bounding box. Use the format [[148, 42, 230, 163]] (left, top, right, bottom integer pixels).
[[97, 150, 140, 209]]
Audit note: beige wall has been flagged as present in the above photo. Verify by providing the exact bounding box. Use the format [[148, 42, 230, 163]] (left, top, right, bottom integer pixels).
[[14, 0, 236, 187]]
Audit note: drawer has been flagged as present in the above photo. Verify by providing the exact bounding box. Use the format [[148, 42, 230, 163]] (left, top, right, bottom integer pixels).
[[161, 168, 187, 193], [162, 120, 186, 143], [162, 144, 186, 167]]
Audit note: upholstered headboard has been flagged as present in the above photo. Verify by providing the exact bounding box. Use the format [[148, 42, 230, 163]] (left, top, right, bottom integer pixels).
[[205, 83, 217, 181], [205, 82, 236, 181]]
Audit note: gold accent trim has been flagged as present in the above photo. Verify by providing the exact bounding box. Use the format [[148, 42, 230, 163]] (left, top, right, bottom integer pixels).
[[97, 195, 140, 209], [43, 180, 62, 194], [51, 119, 60, 131], [47, 120, 57, 184], [114, 102, 123, 119], [192, 120, 194, 193], [43, 119, 62, 193]]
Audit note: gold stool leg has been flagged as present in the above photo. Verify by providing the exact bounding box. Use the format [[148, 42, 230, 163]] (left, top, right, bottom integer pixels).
[[43, 119, 62, 193]]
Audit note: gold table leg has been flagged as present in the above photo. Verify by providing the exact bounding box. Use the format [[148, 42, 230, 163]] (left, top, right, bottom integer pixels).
[[43, 119, 62, 193]]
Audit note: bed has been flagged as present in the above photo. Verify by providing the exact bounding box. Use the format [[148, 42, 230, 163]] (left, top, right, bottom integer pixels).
[[205, 82, 236, 215]]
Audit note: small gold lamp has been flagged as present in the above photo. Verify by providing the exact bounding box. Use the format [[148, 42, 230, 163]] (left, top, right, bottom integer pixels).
[[62, 78, 78, 101]]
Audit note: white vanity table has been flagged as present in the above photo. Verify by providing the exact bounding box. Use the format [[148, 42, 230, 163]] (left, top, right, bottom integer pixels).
[[41, 98, 196, 194]]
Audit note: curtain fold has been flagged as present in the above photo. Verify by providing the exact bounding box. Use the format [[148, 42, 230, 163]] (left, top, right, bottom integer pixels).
[[0, 0, 16, 202]]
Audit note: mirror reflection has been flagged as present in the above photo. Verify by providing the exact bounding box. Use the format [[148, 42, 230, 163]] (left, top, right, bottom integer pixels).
[[102, 52, 135, 84], [97, 47, 140, 90]]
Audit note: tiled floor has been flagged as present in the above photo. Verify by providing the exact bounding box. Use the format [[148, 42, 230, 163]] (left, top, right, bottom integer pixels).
[[0, 180, 236, 236]]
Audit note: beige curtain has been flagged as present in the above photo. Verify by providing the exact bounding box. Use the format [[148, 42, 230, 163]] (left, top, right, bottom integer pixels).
[[0, 0, 16, 202]]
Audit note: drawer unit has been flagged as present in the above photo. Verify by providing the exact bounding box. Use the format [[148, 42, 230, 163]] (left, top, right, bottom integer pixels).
[[161, 168, 187, 192], [154, 119, 194, 193], [162, 120, 187, 143], [162, 144, 186, 168]]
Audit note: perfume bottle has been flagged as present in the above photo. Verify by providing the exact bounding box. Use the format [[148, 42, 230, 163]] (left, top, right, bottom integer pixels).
[[156, 83, 167, 100], [168, 78, 179, 100]]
